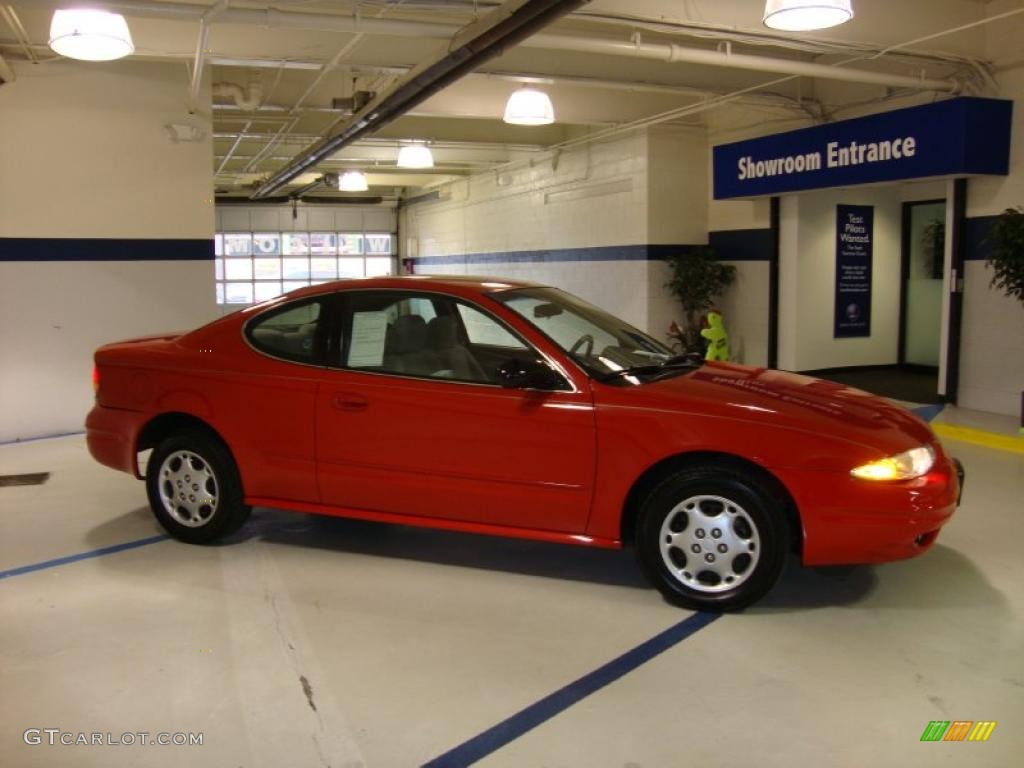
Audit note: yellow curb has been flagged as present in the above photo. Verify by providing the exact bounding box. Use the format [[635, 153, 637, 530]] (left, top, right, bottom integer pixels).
[[932, 422, 1024, 455]]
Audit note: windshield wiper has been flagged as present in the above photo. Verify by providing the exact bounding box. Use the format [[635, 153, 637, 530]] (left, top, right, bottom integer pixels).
[[597, 356, 701, 382]]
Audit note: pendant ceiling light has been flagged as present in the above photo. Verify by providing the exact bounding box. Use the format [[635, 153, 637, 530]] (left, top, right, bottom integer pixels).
[[49, 9, 135, 61], [396, 143, 434, 169], [763, 1, 853, 31], [503, 86, 555, 126], [338, 170, 369, 192]]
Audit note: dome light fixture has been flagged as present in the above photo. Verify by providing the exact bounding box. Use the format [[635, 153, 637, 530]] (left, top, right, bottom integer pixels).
[[396, 142, 434, 169], [763, 0, 853, 31], [338, 170, 369, 192], [49, 9, 135, 61], [503, 86, 555, 126]]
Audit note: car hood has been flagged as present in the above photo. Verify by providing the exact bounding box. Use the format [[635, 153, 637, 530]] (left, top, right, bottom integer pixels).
[[624, 361, 935, 455]]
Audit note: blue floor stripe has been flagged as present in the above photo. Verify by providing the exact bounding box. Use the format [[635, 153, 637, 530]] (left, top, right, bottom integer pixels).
[[0, 534, 169, 581], [422, 611, 720, 768], [0, 430, 86, 446], [913, 404, 945, 423]]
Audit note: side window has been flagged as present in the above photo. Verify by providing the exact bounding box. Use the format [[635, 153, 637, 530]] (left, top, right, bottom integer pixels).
[[246, 298, 325, 364], [456, 303, 525, 349], [340, 292, 529, 384]]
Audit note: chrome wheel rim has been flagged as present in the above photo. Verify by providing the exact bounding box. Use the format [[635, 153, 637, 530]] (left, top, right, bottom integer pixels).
[[658, 494, 761, 593], [157, 450, 219, 528]]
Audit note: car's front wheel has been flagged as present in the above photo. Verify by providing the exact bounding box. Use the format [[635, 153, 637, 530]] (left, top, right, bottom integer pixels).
[[636, 465, 788, 611], [146, 431, 250, 544]]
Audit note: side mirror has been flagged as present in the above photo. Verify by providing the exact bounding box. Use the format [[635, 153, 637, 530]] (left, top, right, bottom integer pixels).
[[496, 358, 568, 391]]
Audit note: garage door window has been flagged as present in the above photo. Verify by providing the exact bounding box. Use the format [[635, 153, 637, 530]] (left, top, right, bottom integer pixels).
[[216, 231, 395, 307]]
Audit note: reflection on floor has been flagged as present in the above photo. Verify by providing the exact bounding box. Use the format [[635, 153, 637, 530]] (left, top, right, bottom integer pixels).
[[1, 434, 1022, 768], [811, 366, 939, 403]]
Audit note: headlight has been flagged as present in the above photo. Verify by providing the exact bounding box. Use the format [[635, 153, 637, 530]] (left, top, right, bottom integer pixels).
[[851, 445, 935, 481]]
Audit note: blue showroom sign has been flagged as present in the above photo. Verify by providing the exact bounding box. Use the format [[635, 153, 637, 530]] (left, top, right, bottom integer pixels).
[[713, 97, 1012, 199], [834, 205, 873, 339]]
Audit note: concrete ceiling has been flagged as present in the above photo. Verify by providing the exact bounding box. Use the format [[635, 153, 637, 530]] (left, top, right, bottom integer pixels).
[[2, 0, 1018, 200]]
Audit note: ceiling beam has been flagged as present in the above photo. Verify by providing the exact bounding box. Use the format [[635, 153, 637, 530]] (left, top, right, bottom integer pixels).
[[252, 0, 591, 198]]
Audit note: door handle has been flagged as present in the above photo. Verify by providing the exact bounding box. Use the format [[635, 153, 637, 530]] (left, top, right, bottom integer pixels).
[[332, 393, 368, 412]]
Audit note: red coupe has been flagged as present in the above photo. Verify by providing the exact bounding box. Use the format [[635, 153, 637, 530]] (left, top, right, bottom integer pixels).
[[86, 276, 962, 610]]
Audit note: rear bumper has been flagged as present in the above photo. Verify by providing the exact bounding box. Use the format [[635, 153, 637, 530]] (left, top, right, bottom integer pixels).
[[85, 404, 149, 479], [778, 455, 962, 566]]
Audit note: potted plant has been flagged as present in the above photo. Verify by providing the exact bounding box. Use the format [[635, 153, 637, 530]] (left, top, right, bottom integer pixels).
[[664, 246, 736, 355], [987, 206, 1024, 433]]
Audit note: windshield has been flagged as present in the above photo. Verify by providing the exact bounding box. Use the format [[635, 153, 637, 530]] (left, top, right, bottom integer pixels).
[[492, 287, 682, 379]]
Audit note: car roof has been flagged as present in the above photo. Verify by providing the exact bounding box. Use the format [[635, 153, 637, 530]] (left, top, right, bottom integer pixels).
[[290, 274, 548, 298]]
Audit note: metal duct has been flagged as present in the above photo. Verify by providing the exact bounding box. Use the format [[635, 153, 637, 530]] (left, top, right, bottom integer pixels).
[[251, 0, 590, 199]]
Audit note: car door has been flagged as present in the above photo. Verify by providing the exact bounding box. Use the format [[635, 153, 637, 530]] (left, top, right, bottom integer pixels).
[[223, 295, 328, 503], [315, 289, 596, 534]]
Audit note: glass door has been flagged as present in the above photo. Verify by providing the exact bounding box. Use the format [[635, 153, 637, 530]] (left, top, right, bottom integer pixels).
[[900, 200, 945, 396]]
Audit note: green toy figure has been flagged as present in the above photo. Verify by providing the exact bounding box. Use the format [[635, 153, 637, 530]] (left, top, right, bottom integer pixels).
[[700, 311, 730, 361]]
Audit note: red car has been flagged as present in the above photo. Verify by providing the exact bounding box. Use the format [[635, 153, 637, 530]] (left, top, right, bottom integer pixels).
[[86, 276, 962, 610]]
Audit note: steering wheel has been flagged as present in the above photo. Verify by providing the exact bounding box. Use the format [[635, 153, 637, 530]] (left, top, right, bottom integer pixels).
[[568, 333, 594, 358]]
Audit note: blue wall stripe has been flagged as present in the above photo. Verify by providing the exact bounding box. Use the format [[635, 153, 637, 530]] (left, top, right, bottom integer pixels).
[[964, 215, 996, 262], [708, 228, 774, 262], [0, 534, 169, 580], [0, 238, 213, 262], [421, 611, 720, 768], [405, 240, 777, 268], [406, 243, 692, 267], [407, 212, 999, 269]]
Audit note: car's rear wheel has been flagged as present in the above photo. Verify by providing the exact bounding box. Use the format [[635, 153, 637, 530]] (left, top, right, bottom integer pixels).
[[146, 431, 250, 544], [636, 465, 787, 611]]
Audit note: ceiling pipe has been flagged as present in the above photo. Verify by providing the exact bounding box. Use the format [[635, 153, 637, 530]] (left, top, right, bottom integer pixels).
[[533, 33, 958, 92], [213, 81, 264, 110], [0, 5, 38, 63], [17, 0, 959, 94], [0, 52, 15, 82], [188, 0, 229, 114], [15, 0, 461, 37], [252, 0, 591, 198]]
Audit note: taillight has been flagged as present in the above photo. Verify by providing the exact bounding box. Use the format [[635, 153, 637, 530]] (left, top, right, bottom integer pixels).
[[92, 366, 100, 396]]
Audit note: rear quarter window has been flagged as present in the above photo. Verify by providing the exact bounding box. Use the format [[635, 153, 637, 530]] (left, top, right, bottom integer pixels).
[[245, 298, 326, 364]]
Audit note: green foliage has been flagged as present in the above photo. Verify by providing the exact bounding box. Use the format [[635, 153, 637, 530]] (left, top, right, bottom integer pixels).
[[988, 206, 1024, 306], [664, 247, 736, 352]]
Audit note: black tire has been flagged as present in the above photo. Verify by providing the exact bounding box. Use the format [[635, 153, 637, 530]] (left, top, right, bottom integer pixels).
[[635, 465, 788, 611], [146, 430, 251, 544]]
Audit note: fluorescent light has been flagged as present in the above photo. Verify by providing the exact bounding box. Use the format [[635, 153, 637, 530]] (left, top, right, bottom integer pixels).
[[503, 86, 555, 126], [763, 1, 853, 31], [338, 170, 369, 192], [49, 9, 135, 61], [396, 143, 434, 169]]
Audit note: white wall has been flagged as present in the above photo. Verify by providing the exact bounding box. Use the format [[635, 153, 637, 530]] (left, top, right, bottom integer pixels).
[[0, 60, 215, 442], [715, 261, 771, 366], [777, 187, 902, 371], [707, 192, 773, 367], [956, 1, 1024, 416], [402, 127, 708, 340]]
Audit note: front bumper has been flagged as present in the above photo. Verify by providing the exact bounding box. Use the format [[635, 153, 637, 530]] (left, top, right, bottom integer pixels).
[[953, 457, 965, 504], [778, 455, 963, 566]]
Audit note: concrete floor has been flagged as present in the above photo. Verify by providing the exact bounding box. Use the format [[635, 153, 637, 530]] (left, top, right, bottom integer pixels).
[[1, 421, 1022, 768]]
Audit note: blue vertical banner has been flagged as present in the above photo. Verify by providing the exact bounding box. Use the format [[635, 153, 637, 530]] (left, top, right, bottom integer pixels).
[[834, 205, 873, 338]]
